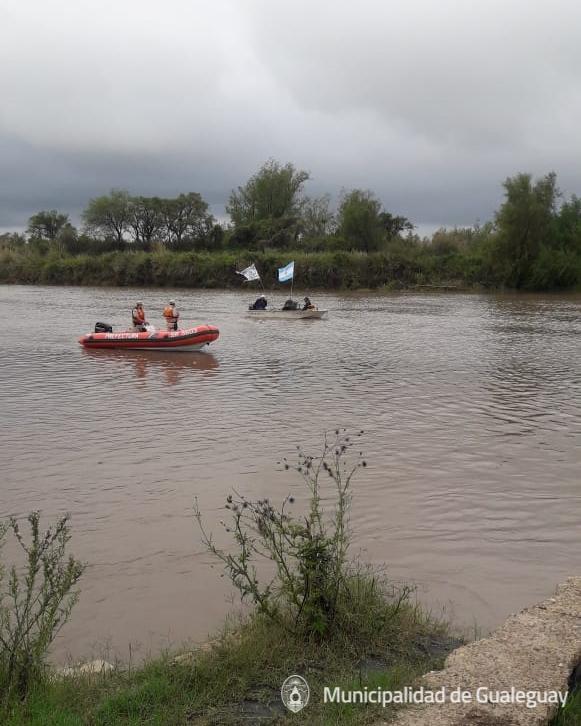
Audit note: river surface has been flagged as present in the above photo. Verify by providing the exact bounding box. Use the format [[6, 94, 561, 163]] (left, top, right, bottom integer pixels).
[[1, 285, 580, 662]]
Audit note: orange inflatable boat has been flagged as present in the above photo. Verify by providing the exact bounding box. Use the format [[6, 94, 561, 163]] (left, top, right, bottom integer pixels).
[[79, 325, 219, 351]]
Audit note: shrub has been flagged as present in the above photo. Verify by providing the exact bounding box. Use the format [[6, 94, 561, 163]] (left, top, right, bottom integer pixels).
[[195, 431, 413, 645], [527, 245, 581, 290], [0, 513, 85, 704]]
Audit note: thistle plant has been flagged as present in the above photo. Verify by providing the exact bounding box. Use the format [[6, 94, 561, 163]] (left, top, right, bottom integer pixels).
[[0, 512, 85, 703], [194, 429, 368, 640]]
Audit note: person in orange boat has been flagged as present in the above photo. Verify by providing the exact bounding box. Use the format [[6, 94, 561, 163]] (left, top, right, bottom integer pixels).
[[163, 300, 180, 331], [131, 302, 148, 331]]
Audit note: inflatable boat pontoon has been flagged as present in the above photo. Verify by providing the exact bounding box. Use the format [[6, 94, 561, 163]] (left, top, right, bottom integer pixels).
[[79, 325, 220, 351]]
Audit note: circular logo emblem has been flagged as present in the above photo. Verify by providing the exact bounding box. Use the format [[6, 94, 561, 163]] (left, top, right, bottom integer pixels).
[[281, 674, 310, 713]]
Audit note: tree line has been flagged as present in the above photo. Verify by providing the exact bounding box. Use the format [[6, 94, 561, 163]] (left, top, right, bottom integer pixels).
[[2, 161, 581, 289], [429, 171, 581, 289], [1, 159, 415, 256], [18, 191, 221, 255]]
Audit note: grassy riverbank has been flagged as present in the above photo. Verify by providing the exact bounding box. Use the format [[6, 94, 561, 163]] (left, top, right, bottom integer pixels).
[[0, 246, 487, 290], [4, 169, 581, 291], [4, 168, 581, 291], [4, 596, 454, 725], [0, 433, 461, 724], [3, 244, 581, 292]]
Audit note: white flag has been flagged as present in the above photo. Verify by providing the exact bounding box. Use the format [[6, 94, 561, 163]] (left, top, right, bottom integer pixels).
[[236, 263, 260, 282]]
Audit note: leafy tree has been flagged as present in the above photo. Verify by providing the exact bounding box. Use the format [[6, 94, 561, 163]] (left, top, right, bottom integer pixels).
[[379, 211, 414, 239], [206, 222, 225, 249], [227, 159, 310, 226], [225, 223, 259, 249], [163, 193, 214, 246], [300, 194, 335, 239], [528, 245, 580, 289], [429, 226, 489, 255], [494, 172, 559, 287], [55, 223, 81, 255], [128, 196, 164, 244], [337, 189, 384, 252], [26, 210, 69, 240], [225, 218, 299, 250], [0, 233, 26, 250], [555, 195, 581, 252], [82, 189, 131, 243]]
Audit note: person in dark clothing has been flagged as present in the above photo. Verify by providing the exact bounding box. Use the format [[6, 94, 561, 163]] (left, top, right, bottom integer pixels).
[[282, 299, 298, 310], [302, 297, 315, 310], [251, 295, 268, 310]]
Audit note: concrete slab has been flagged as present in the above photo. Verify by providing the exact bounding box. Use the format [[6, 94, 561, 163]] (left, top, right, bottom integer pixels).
[[380, 577, 581, 726]]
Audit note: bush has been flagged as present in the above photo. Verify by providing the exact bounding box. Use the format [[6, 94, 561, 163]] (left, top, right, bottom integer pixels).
[[12, 241, 580, 290], [195, 431, 412, 645], [0, 513, 85, 705], [527, 245, 581, 290]]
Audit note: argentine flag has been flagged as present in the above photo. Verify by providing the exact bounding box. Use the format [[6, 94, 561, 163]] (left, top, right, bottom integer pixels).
[[278, 261, 294, 283]]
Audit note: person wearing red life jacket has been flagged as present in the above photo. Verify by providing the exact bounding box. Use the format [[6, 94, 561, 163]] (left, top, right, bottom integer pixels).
[[163, 300, 180, 331], [131, 302, 148, 331]]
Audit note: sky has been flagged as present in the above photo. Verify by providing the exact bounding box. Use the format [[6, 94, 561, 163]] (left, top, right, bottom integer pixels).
[[1, 0, 581, 233]]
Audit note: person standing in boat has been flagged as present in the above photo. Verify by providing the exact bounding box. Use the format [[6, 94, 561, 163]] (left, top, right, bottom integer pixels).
[[302, 297, 315, 310], [132, 302, 148, 331], [163, 300, 180, 331], [250, 294, 267, 310]]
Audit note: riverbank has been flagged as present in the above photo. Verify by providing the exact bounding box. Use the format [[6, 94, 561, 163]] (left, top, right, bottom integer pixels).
[[5, 579, 580, 725], [0, 247, 488, 290], [3, 596, 456, 725], [2, 242, 581, 292]]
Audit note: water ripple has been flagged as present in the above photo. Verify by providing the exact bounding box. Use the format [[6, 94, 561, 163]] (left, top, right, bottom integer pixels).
[[1, 286, 581, 659]]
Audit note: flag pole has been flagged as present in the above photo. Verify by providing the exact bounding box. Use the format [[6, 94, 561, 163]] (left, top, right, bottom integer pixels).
[[254, 263, 264, 291]]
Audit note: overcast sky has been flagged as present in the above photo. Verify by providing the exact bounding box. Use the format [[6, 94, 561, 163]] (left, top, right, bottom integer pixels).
[[2, 0, 581, 233]]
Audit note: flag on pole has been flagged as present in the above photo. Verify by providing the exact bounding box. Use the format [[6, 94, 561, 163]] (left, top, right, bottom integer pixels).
[[278, 261, 295, 283], [236, 263, 261, 282]]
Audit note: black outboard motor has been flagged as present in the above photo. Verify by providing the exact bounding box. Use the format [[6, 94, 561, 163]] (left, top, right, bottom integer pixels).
[[94, 322, 113, 333]]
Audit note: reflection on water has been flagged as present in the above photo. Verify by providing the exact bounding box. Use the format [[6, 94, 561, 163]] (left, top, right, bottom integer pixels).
[[83, 349, 219, 386], [1, 286, 581, 662]]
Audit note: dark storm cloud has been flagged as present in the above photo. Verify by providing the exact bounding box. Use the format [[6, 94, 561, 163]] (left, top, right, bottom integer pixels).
[[1, 0, 581, 231]]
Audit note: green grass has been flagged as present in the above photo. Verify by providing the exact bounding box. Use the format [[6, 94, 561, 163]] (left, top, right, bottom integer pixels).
[[2, 594, 453, 725], [0, 246, 482, 290], [550, 689, 581, 725]]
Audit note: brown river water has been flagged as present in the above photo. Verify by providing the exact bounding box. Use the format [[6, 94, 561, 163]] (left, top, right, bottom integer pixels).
[[1, 285, 580, 663]]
